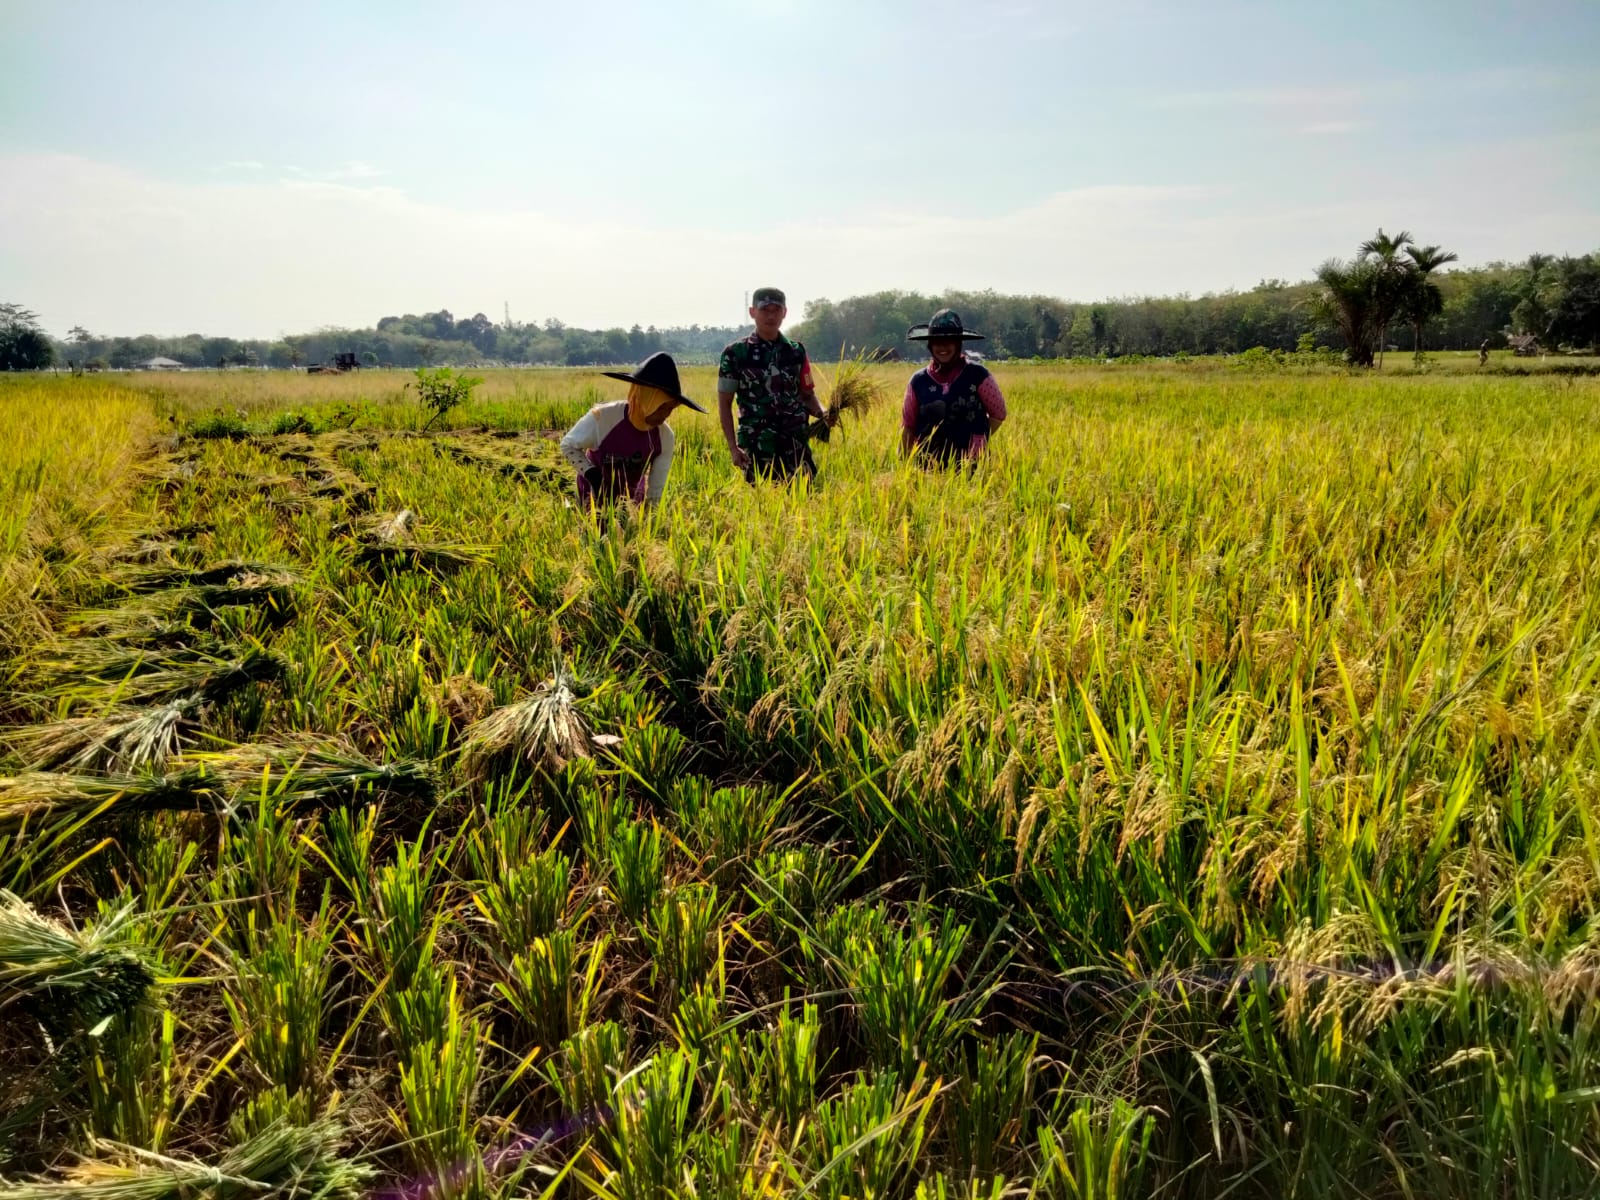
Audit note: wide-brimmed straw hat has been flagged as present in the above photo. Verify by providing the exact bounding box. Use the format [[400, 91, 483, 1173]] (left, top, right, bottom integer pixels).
[[601, 352, 706, 412], [907, 308, 986, 342]]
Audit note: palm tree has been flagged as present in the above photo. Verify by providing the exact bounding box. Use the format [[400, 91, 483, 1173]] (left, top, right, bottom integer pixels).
[[1314, 257, 1386, 367], [1357, 228, 1415, 368], [1400, 243, 1459, 363]]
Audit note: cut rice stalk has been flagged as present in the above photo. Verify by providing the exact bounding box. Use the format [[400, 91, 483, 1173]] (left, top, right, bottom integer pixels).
[[30, 637, 227, 686], [352, 540, 493, 571], [0, 891, 155, 1036], [809, 355, 886, 441], [6, 699, 200, 773], [0, 745, 434, 833], [113, 561, 297, 594], [461, 673, 595, 778], [49, 648, 287, 708], [2, 1119, 373, 1200], [343, 510, 494, 571], [67, 576, 300, 635], [180, 743, 438, 806]]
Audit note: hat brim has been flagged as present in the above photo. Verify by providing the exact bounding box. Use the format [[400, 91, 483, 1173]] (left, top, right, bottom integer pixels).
[[907, 325, 986, 342], [601, 370, 707, 413]]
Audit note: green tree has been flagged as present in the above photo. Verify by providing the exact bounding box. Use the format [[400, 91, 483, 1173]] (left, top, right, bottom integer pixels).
[[0, 304, 55, 371], [1314, 257, 1386, 367], [1543, 253, 1600, 349], [1400, 243, 1459, 362]]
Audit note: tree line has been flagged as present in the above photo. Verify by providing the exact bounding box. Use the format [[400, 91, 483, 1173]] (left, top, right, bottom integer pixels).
[[3, 241, 1595, 373], [26, 313, 748, 373], [792, 245, 1599, 362]]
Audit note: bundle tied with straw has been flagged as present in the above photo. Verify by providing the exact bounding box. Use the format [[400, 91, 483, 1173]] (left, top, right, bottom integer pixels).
[[0, 891, 155, 1042], [809, 352, 886, 442], [460, 668, 605, 779], [2, 1119, 373, 1200]]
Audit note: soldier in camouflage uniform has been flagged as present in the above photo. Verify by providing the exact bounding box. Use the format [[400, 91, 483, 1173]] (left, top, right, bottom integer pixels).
[[717, 286, 829, 483]]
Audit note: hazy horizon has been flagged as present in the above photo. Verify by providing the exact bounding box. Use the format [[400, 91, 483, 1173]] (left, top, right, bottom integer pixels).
[[4, 0, 1598, 341]]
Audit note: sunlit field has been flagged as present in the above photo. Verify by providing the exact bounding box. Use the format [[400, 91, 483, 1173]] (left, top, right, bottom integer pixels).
[[4, 361, 1600, 1200]]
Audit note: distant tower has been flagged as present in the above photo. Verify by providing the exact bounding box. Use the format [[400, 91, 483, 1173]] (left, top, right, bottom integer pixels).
[[503, 301, 511, 329]]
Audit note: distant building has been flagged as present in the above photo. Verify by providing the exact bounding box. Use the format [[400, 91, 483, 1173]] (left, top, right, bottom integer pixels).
[[1507, 334, 1541, 358], [141, 356, 185, 371]]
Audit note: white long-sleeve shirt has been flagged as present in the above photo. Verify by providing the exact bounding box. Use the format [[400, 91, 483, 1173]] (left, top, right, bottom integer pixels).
[[558, 400, 677, 504]]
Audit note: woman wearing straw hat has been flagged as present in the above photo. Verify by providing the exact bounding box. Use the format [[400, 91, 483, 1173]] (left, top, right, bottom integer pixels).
[[902, 308, 1007, 467], [559, 352, 706, 508]]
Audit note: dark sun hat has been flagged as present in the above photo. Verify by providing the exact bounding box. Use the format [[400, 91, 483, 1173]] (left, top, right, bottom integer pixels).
[[907, 308, 986, 342], [601, 352, 706, 412]]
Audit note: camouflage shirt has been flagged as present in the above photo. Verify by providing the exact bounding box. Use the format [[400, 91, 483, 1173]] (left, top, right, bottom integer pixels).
[[717, 333, 815, 455]]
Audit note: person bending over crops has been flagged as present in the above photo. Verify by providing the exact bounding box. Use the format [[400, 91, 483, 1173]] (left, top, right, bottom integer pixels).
[[559, 352, 705, 508], [717, 287, 832, 484], [902, 309, 1007, 467]]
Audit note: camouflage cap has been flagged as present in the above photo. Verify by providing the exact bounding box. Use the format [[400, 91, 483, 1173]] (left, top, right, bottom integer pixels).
[[751, 287, 786, 308]]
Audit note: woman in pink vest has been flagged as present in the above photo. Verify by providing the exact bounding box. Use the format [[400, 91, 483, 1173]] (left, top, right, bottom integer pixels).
[[902, 309, 1007, 467], [559, 352, 706, 508]]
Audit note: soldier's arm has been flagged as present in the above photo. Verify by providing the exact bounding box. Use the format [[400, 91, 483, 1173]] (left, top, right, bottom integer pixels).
[[718, 391, 748, 468], [800, 352, 825, 420]]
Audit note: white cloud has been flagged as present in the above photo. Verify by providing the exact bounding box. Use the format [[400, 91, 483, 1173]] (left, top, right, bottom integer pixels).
[[0, 151, 1595, 339]]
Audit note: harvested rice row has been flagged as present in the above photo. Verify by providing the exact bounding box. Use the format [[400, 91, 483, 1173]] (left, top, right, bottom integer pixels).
[[0, 742, 436, 834]]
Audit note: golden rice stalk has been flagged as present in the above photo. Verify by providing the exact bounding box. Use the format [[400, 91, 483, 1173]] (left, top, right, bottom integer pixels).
[[461, 672, 593, 778], [810, 355, 886, 441], [2, 1119, 373, 1200]]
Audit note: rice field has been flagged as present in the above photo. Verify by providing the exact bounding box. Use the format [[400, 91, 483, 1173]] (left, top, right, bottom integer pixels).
[[3, 362, 1599, 1200]]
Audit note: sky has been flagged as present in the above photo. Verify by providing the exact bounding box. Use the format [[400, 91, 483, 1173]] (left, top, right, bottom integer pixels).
[[2, 0, 1598, 339]]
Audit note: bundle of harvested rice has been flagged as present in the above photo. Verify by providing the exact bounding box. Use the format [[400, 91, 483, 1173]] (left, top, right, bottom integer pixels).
[[2, 1119, 373, 1200], [346, 510, 494, 571], [68, 575, 300, 635], [461, 672, 595, 777], [809, 356, 886, 442], [438, 437, 567, 486], [0, 891, 155, 1039], [114, 561, 295, 594], [0, 745, 434, 833], [6, 698, 200, 773], [178, 743, 437, 805], [47, 648, 288, 708], [29, 637, 227, 688]]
